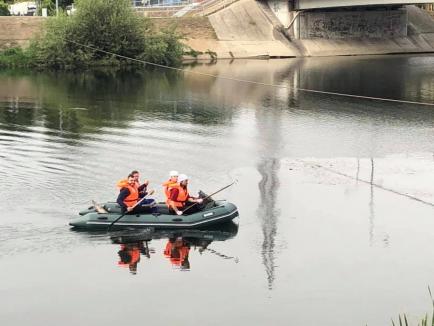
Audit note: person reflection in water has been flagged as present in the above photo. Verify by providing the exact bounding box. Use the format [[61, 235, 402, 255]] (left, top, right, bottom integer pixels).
[[117, 242, 151, 274], [164, 237, 190, 270]]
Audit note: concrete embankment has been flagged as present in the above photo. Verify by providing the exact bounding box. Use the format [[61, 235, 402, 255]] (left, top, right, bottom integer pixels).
[[3, 4, 434, 59], [184, 1, 434, 58], [0, 16, 217, 51], [292, 5, 434, 57], [195, 0, 302, 58], [199, 0, 434, 58]]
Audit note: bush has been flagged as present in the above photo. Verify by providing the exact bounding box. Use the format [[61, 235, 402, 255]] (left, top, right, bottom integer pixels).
[[0, 1, 10, 16], [2, 0, 184, 69], [0, 47, 31, 67]]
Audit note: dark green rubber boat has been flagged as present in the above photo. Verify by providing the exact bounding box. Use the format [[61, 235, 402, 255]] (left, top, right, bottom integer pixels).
[[70, 200, 239, 230]]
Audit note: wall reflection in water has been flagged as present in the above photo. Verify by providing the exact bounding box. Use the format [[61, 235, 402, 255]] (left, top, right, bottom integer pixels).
[[254, 91, 286, 290], [367, 158, 390, 247], [257, 158, 280, 290], [2, 57, 434, 147]]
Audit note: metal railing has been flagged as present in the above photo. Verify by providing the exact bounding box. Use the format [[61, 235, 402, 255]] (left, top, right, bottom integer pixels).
[[189, 0, 239, 16], [133, 0, 239, 17], [133, 0, 191, 7], [135, 5, 187, 17]]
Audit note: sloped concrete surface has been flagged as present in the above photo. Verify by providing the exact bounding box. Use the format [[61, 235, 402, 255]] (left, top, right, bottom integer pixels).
[[184, 38, 299, 58], [407, 4, 434, 33], [209, 0, 274, 41], [205, 0, 301, 57]]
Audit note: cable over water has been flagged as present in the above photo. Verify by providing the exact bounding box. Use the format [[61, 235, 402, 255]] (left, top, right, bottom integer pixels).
[[67, 40, 434, 107], [304, 160, 434, 208]]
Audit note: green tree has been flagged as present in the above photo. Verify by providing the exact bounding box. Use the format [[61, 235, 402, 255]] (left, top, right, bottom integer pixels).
[[28, 0, 183, 68], [58, 0, 74, 7], [37, 0, 74, 16], [0, 0, 10, 16]]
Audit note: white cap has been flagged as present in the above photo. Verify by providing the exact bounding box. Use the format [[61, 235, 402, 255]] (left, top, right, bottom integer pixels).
[[178, 174, 189, 183], [169, 170, 179, 177]]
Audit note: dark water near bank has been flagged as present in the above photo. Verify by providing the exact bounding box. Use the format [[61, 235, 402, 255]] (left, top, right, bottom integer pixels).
[[1, 55, 434, 326]]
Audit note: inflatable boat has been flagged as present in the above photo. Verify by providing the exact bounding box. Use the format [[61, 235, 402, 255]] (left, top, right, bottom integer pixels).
[[70, 200, 239, 230]]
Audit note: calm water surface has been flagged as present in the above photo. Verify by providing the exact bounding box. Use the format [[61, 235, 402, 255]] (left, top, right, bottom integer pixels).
[[1, 55, 434, 326]]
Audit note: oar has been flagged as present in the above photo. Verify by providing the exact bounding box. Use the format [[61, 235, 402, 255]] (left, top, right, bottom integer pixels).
[[108, 196, 149, 231], [202, 247, 239, 263], [182, 180, 237, 214]]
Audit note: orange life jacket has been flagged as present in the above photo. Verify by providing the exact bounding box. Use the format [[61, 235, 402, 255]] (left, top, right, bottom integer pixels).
[[117, 179, 140, 189], [164, 241, 189, 266], [118, 247, 140, 267], [164, 241, 173, 257], [162, 179, 178, 199], [171, 246, 189, 266], [123, 184, 139, 207], [117, 179, 128, 189], [129, 248, 140, 265], [166, 184, 189, 208]]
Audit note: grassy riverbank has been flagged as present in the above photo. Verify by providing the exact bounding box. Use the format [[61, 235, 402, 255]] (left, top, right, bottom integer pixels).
[[0, 0, 184, 69], [390, 289, 434, 326]]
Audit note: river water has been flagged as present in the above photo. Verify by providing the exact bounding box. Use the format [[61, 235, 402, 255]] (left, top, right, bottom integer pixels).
[[1, 55, 434, 326]]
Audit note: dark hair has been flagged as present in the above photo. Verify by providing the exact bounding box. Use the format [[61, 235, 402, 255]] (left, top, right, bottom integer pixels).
[[118, 250, 132, 264], [128, 173, 135, 178], [131, 170, 139, 175]]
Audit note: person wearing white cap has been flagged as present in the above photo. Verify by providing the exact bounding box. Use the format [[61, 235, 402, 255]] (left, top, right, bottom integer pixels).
[[162, 170, 179, 200], [166, 174, 203, 215]]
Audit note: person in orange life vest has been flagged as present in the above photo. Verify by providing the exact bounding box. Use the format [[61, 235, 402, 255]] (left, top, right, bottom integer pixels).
[[131, 170, 154, 198], [117, 170, 152, 197], [131, 170, 151, 193], [162, 170, 178, 200], [117, 173, 155, 214], [167, 174, 203, 216]]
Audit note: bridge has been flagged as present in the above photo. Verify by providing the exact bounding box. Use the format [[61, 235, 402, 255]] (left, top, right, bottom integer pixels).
[[293, 0, 434, 10]]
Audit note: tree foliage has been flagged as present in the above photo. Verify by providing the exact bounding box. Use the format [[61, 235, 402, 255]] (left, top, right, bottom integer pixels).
[[1, 0, 184, 69], [0, 0, 10, 16], [0, 47, 31, 67]]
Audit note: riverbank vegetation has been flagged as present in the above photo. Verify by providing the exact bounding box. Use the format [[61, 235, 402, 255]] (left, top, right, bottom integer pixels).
[[0, 1, 10, 16], [38, 0, 73, 16], [391, 313, 434, 326], [0, 0, 183, 69], [390, 288, 434, 326]]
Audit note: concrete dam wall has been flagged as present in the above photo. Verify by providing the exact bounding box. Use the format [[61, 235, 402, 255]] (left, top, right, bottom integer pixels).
[[298, 8, 408, 39], [291, 5, 434, 56], [203, 1, 434, 58]]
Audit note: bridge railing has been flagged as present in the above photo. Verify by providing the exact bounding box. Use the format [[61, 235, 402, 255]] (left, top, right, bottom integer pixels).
[[134, 4, 188, 17], [188, 0, 239, 16], [134, 0, 239, 17]]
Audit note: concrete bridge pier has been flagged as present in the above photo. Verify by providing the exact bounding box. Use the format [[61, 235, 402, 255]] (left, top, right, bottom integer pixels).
[[253, 0, 434, 57], [263, 0, 413, 40], [294, 6, 408, 40]]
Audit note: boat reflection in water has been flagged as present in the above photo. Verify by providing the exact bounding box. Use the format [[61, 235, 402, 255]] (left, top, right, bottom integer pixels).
[[110, 221, 239, 273], [164, 237, 191, 270], [117, 242, 153, 274]]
